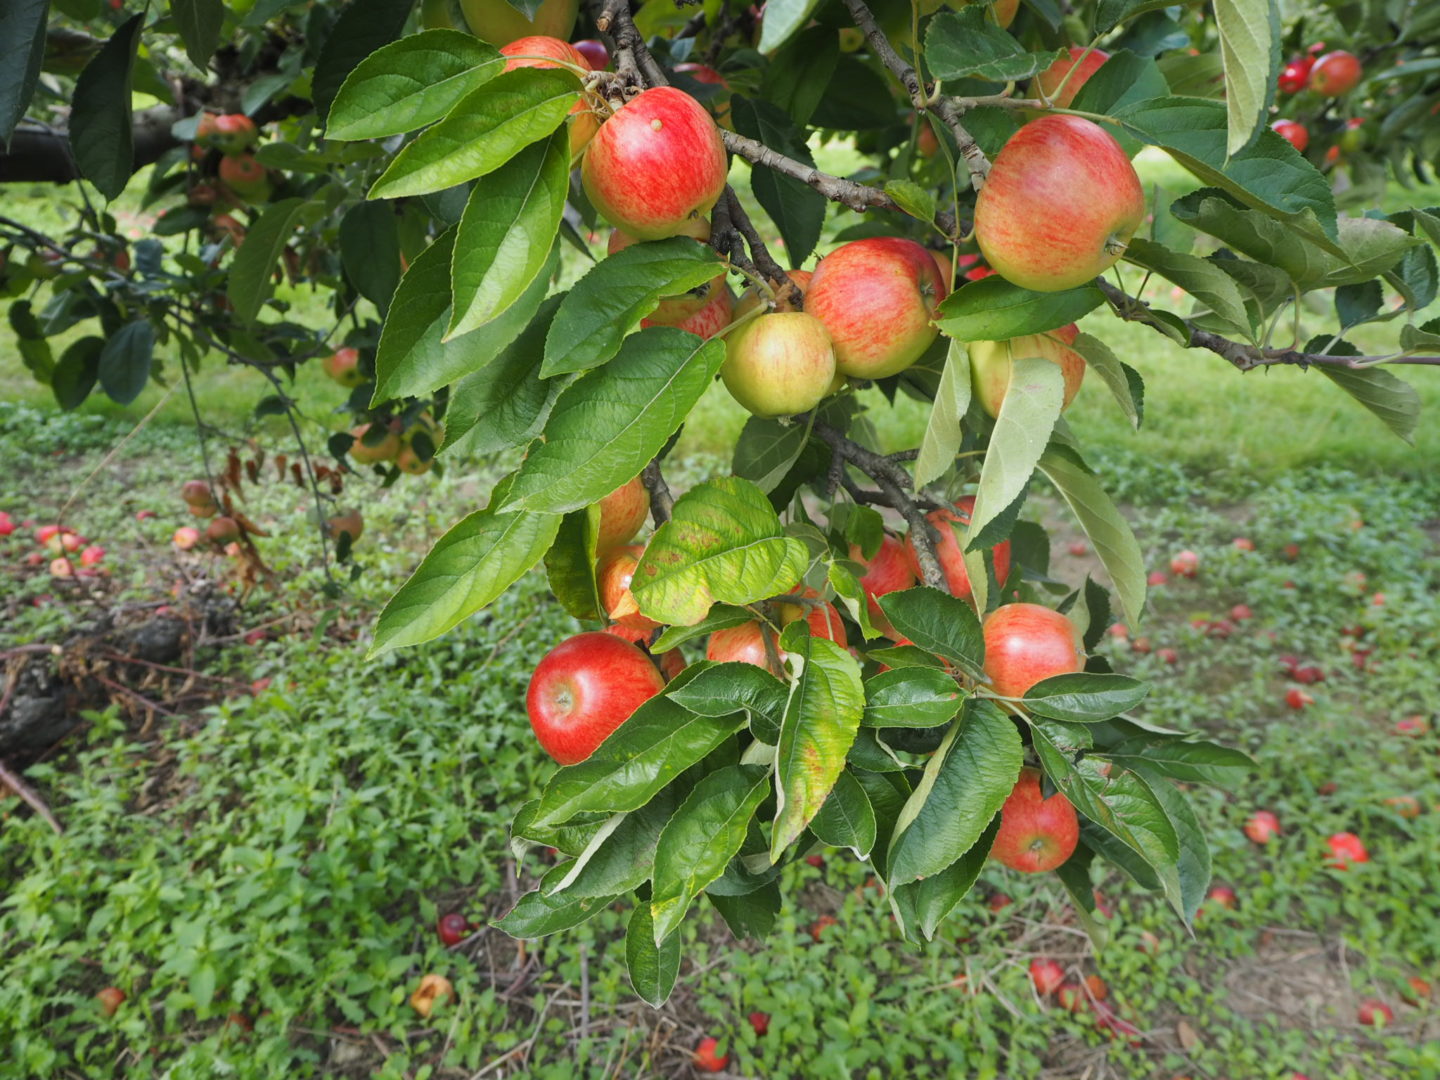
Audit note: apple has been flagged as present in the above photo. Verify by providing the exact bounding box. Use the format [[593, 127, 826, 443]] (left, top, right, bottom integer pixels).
[[213, 114, 258, 156], [693, 1035, 731, 1073], [1309, 51, 1362, 96], [349, 422, 401, 465], [609, 227, 730, 329], [603, 624, 685, 679], [673, 63, 733, 129], [968, 323, 1085, 417], [181, 480, 213, 506], [805, 853, 825, 869], [645, 279, 734, 339], [218, 153, 271, 202], [1357, 999, 1393, 1028], [991, 766, 1079, 873], [721, 312, 837, 417], [526, 631, 666, 764], [774, 592, 848, 648], [1029, 958, 1065, 996], [396, 443, 433, 475], [1383, 795, 1420, 819], [981, 603, 1082, 700], [1339, 117, 1366, 153], [96, 987, 126, 1016], [1283, 542, 1300, 560], [1147, 571, 1168, 587], [975, 115, 1145, 292], [1278, 54, 1315, 94], [1325, 831, 1369, 870], [582, 87, 727, 241], [207, 516, 241, 543], [809, 914, 838, 942], [327, 510, 364, 544], [1394, 715, 1429, 737], [906, 496, 1012, 601], [0, 511, 13, 536], [211, 213, 246, 248], [597, 544, 658, 630], [437, 912, 470, 946], [1137, 931, 1160, 955], [49, 556, 73, 578], [1285, 687, 1313, 710], [409, 973, 455, 1018], [1056, 983, 1086, 1012], [1272, 119, 1309, 152], [849, 534, 914, 630], [1092, 999, 1142, 1044], [1244, 810, 1280, 844], [1084, 975, 1109, 1001], [80, 544, 105, 567], [572, 39, 609, 71], [1230, 604, 1253, 621], [1293, 665, 1323, 684], [748, 1010, 770, 1036], [173, 526, 201, 550], [706, 620, 781, 673], [1206, 885, 1238, 910], [195, 111, 220, 147], [323, 347, 365, 387], [1033, 47, 1110, 109], [1401, 976, 1432, 1005], [500, 36, 599, 155], [596, 475, 649, 550], [458, 0, 577, 44], [805, 236, 947, 379], [1170, 550, 1199, 577], [35, 523, 62, 545]]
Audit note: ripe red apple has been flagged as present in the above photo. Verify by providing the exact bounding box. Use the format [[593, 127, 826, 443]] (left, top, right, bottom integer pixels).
[[805, 853, 825, 869], [1357, 999, 1393, 1027], [349, 422, 401, 465], [707, 620, 780, 673], [572, 38, 609, 71], [173, 526, 201, 550], [1285, 687, 1313, 710], [49, 556, 74, 578], [79, 544, 105, 567], [596, 475, 649, 550], [1394, 715, 1429, 737], [1033, 46, 1109, 108], [748, 1010, 770, 1036], [1233, 536, 1255, 551], [805, 236, 947, 379], [582, 87, 727, 241], [500, 36, 599, 155], [526, 632, 665, 764], [458, 0, 577, 44], [1401, 975, 1432, 1005], [1309, 51, 1362, 96], [905, 496, 1012, 601], [218, 153, 271, 202], [1244, 810, 1280, 845], [1147, 571, 1168, 587], [0, 511, 13, 536], [96, 987, 126, 1016], [323, 347, 365, 388], [1083, 975, 1109, 1001], [975, 115, 1145, 292], [409, 973, 455, 1018], [1169, 550, 1199, 577], [1029, 958, 1065, 996], [437, 912, 470, 946], [611, 227, 726, 326], [597, 544, 658, 630], [721, 312, 837, 417], [969, 323, 1085, 417], [213, 113, 258, 156], [981, 603, 1083, 699], [36, 523, 62, 545], [849, 534, 914, 629], [1230, 604, 1253, 621], [1272, 119, 1309, 152], [1206, 885, 1238, 910], [991, 767, 1079, 873], [1325, 831, 1369, 870], [645, 279, 733, 339], [693, 1035, 731, 1072], [1278, 54, 1315, 94]]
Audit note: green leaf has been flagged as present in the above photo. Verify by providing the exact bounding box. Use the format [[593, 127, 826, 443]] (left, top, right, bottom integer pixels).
[[449, 131, 569, 338], [631, 476, 809, 627], [1316, 365, 1420, 446], [667, 662, 789, 745], [876, 587, 985, 676], [97, 320, 153, 405], [890, 818, 997, 942], [1335, 280, 1383, 330], [1103, 736, 1254, 786], [531, 697, 746, 828], [651, 765, 770, 942], [172, 0, 224, 71], [757, 0, 823, 53], [884, 179, 937, 224], [311, 0, 415, 123], [625, 902, 680, 1006], [496, 887, 620, 938], [540, 796, 675, 899], [1123, 237, 1252, 336], [1214, 0, 1278, 156], [936, 278, 1104, 341], [226, 198, 309, 324], [543, 237, 723, 377], [926, 9, 1063, 83], [368, 68, 578, 200], [69, 15, 143, 199], [327, 30, 504, 140], [543, 505, 602, 621], [885, 700, 1022, 888], [708, 883, 781, 940], [0, 0, 48, 147], [1069, 333, 1142, 429], [369, 503, 560, 656], [501, 330, 726, 515], [339, 201, 401, 314], [733, 415, 814, 495], [1052, 847, 1110, 949], [1024, 672, 1149, 722], [1129, 764, 1211, 923], [1068, 49, 1169, 119], [731, 96, 827, 264], [811, 769, 877, 858], [771, 624, 866, 860], [1095, 0, 1178, 32], [650, 604, 754, 653], [861, 667, 964, 730], [52, 337, 102, 411], [760, 24, 838, 127], [1037, 447, 1146, 629], [190, 963, 216, 1012], [914, 339, 971, 489]]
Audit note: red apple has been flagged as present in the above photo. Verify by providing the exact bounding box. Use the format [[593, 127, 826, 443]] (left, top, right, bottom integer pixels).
[[323, 347, 365, 388], [721, 312, 837, 417], [1232, 536, 1255, 551], [991, 767, 1079, 873], [409, 973, 455, 1018], [1278, 55, 1314, 94], [1056, 983, 1086, 1012], [173, 526, 201, 550], [1272, 119, 1309, 152], [1033, 46, 1109, 109], [748, 1010, 770, 1036], [572, 38, 609, 71], [96, 987, 126, 1017], [805, 236, 947, 378], [905, 495, 1012, 601], [1394, 715, 1429, 737], [1402, 976, 1432, 1005], [437, 913, 470, 946], [457, 0, 578, 45], [849, 534, 914, 629], [395, 443, 433, 475], [597, 544, 658, 630], [596, 475, 649, 550], [582, 87, 727, 240], [218, 153, 271, 202], [500, 36, 599, 154], [1325, 831, 1369, 870], [79, 544, 105, 567], [1230, 604, 1253, 621], [805, 853, 825, 869], [1206, 885, 1238, 910], [1309, 51, 1362, 96], [975, 115, 1145, 292], [968, 322, 1085, 417], [1029, 958, 1065, 996], [181, 479, 213, 506], [526, 632, 666, 764], [981, 603, 1083, 699], [1244, 810, 1280, 845], [1357, 998, 1393, 1027], [327, 510, 364, 544], [1147, 570, 1168, 587], [611, 227, 725, 325], [706, 620, 780, 673], [349, 422, 401, 465], [207, 516, 241, 544], [693, 1035, 731, 1072], [0, 511, 13, 536], [48, 556, 73, 578], [645, 278, 734, 338], [1285, 687, 1313, 710], [213, 113, 258, 156], [1170, 550, 1199, 578], [809, 914, 838, 941]]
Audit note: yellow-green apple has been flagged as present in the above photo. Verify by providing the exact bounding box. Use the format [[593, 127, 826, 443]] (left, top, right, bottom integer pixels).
[[849, 534, 914, 631], [573, 39, 609, 71], [1272, 119, 1309, 152], [173, 526, 201, 550], [349, 422, 401, 465], [974, 115, 1145, 292], [459, 0, 577, 44], [734, 269, 813, 318], [991, 766, 1079, 872], [969, 323, 1085, 416], [218, 153, 271, 202], [1309, 50, 1362, 96], [1033, 47, 1109, 108], [905, 496, 1011, 600], [805, 236, 947, 378], [981, 602, 1084, 698], [673, 62, 733, 129], [409, 974, 455, 1018], [721, 312, 837, 417], [596, 475, 649, 550], [526, 631, 666, 763], [500, 36, 598, 155], [323, 347, 365, 387], [582, 87, 728, 240], [597, 544, 658, 630]]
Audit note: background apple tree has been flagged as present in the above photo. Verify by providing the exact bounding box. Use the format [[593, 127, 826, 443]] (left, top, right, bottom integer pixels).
[[3, 0, 1439, 1008]]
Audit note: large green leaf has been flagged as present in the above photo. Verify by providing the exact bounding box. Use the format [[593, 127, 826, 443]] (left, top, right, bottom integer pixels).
[[543, 505, 602, 621], [495, 888, 619, 938], [651, 765, 771, 943], [770, 624, 866, 860], [1123, 237, 1252, 336], [1213, 0, 1279, 156], [226, 198, 310, 324], [172, 0, 225, 71], [666, 661, 789, 745], [97, 321, 153, 406], [861, 667, 964, 729], [69, 15, 143, 199], [630, 476, 809, 627], [500, 330, 726, 515], [626, 901, 680, 1006], [339, 202, 402, 314], [1024, 672, 1150, 722], [368, 68, 577, 199], [1068, 333, 1143, 429], [540, 795, 676, 899], [650, 604, 756, 653], [369, 501, 559, 656], [733, 415, 815, 495], [756, 0, 823, 52], [926, 8, 1063, 82], [885, 700, 1022, 888], [1130, 764, 1211, 923], [327, 30, 503, 140], [876, 587, 985, 676], [890, 818, 998, 942], [311, 0, 415, 123], [730, 96, 827, 265], [1317, 365, 1420, 446], [914, 339, 971, 489], [708, 883, 782, 940], [936, 278, 1105, 341], [0, 0, 48, 147], [1103, 735, 1254, 786], [1095, 0, 1177, 32], [810, 769, 877, 858]]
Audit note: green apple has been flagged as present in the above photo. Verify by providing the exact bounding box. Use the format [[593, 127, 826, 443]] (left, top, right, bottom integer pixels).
[[968, 323, 1085, 417], [459, 0, 578, 46], [722, 312, 837, 418]]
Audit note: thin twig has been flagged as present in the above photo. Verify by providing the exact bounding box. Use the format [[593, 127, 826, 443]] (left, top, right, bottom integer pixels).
[[0, 760, 64, 834]]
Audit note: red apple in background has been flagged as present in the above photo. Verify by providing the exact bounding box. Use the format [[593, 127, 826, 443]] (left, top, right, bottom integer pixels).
[[218, 153, 271, 201], [437, 913, 470, 946], [1285, 687, 1314, 710], [1232, 536, 1255, 551], [968, 323, 1085, 417], [646, 279, 734, 338], [1057, 983, 1086, 1012], [809, 914, 838, 941], [721, 312, 837, 417], [1206, 885, 1238, 909], [748, 1010, 770, 1036], [1170, 550, 1199, 577], [597, 544, 658, 630], [572, 38, 609, 71], [1357, 999, 1393, 1027], [207, 516, 241, 544], [323, 347, 365, 387], [1231, 604, 1253, 621], [1272, 120, 1309, 152], [610, 227, 727, 326], [349, 422, 401, 465], [212, 113, 258, 156], [1402, 976, 1432, 1005], [327, 510, 364, 544], [774, 592, 848, 648], [1383, 795, 1420, 818], [1147, 570, 1168, 587], [1325, 831, 1369, 870], [905, 495, 1012, 602], [981, 603, 1083, 699], [991, 767, 1079, 873], [849, 534, 915, 629], [457, 0, 578, 45], [596, 475, 649, 550], [500, 36, 599, 154], [173, 526, 201, 549], [582, 87, 727, 240], [1394, 715, 1429, 736], [1244, 810, 1281, 845], [79, 544, 105, 567], [1030, 958, 1065, 996], [806, 236, 946, 379], [181, 479, 213, 506], [1309, 50, 1362, 96], [96, 987, 126, 1017], [526, 632, 665, 764], [49, 556, 73, 578], [0, 511, 13, 536], [409, 973, 455, 1018], [1278, 54, 1314, 93], [1033, 46, 1109, 108], [975, 115, 1144, 292], [693, 1035, 731, 1072], [1157, 647, 1179, 664], [707, 620, 779, 672]]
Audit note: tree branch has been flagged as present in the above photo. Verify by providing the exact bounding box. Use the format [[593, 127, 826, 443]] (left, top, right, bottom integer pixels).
[[640, 458, 674, 526]]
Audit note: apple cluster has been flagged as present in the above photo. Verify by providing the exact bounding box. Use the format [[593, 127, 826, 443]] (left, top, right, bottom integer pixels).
[[1269, 43, 1368, 166]]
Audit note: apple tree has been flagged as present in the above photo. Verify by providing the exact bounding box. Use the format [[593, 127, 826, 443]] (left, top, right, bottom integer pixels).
[[3, 0, 1439, 1005]]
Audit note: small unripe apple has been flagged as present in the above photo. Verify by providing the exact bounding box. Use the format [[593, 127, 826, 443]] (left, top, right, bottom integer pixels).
[[692, 1035, 731, 1073], [721, 312, 837, 418], [981, 603, 1083, 699], [968, 323, 1085, 417], [1325, 831, 1369, 870], [218, 153, 271, 202], [526, 632, 666, 764], [323, 347, 365, 388], [597, 543, 657, 630], [1033, 47, 1109, 109], [1309, 51, 1362, 96], [596, 475, 649, 550], [96, 987, 126, 1016], [991, 767, 1079, 873], [409, 973, 455, 1018], [1272, 119, 1309, 152], [905, 496, 1012, 601], [500, 36, 599, 155], [1029, 958, 1065, 996], [1244, 810, 1280, 845], [349, 423, 401, 465], [173, 526, 201, 550]]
